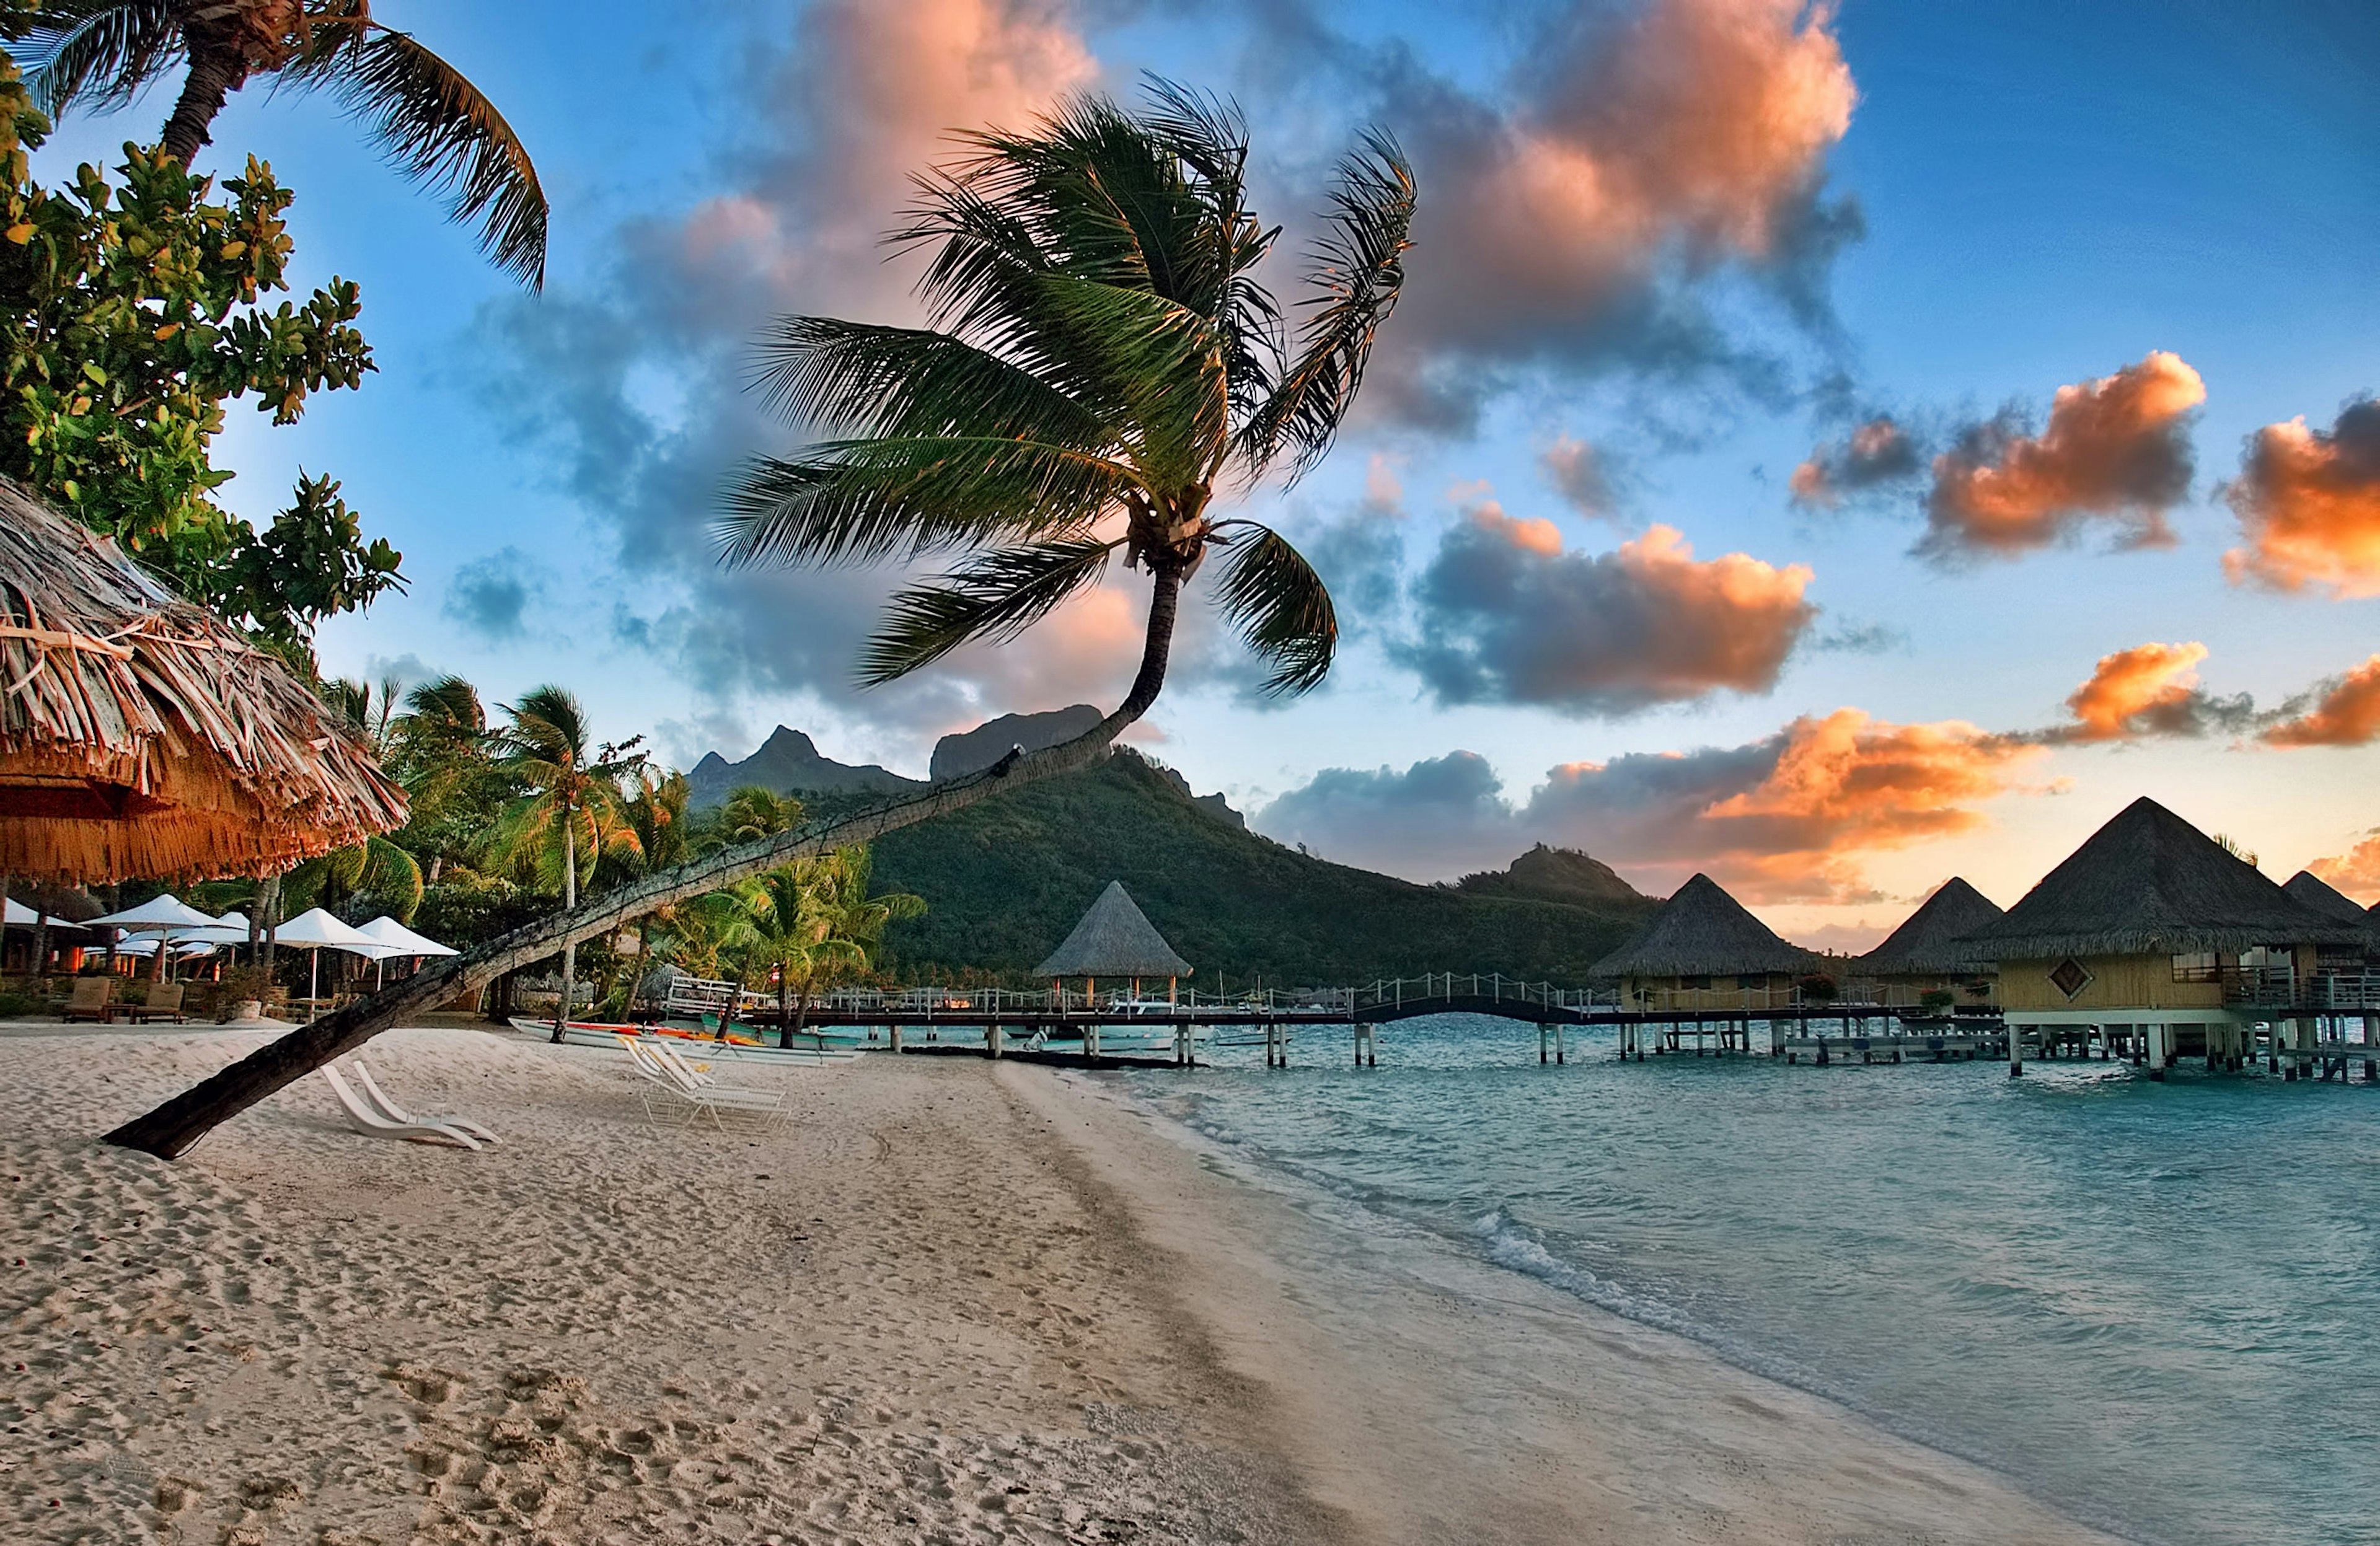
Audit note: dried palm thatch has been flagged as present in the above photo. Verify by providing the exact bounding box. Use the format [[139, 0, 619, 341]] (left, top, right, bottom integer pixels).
[[1588, 873, 1819, 980], [1958, 798, 2362, 962], [1859, 876, 2006, 976], [2281, 869, 2371, 926], [0, 480, 406, 883], [1034, 881, 1192, 978]]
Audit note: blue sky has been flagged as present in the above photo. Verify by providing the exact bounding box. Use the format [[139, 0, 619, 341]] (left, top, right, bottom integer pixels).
[[31, 1, 2380, 946]]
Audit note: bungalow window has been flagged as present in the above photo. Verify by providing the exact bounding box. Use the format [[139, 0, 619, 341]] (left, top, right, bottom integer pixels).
[[1680, 974, 1712, 990]]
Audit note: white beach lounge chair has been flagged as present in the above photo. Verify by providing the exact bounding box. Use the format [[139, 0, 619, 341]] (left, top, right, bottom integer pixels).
[[350, 1060, 500, 1145], [319, 1066, 481, 1149], [614, 1034, 783, 1131]]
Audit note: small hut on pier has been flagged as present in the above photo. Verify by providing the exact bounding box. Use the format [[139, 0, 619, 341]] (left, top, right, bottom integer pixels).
[[1589, 873, 1819, 1013], [0, 480, 406, 883], [1034, 881, 1192, 1007], [1853, 877, 2004, 1008], [1957, 798, 2364, 1076]]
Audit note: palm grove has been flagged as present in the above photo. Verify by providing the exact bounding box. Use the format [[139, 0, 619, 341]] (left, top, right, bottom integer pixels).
[[0, 11, 1415, 1157]]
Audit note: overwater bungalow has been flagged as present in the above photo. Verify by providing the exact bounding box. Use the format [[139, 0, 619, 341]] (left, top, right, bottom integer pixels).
[[1851, 877, 2004, 1009], [1955, 799, 2367, 1077], [2280, 871, 2380, 969], [1589, 873, 1820, 1014]]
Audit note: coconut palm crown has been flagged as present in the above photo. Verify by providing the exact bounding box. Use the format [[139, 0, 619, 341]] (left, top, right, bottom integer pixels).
[[22, 0, 547, 286], [720, 79, 1414, 709]]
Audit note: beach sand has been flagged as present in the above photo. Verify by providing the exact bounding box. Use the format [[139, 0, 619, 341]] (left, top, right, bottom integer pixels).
[[3, 1027, 2118, 1544]]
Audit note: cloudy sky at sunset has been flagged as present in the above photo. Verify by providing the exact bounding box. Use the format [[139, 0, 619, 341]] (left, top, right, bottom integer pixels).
[[33, 1, 2380, 947]]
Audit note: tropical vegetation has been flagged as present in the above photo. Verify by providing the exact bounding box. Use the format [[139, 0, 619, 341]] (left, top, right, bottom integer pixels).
[[20, 0, 547, 285], [108, 79, 1418, 1160]]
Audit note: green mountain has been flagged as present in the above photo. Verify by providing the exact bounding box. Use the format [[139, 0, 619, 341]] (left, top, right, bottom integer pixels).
[[857, 749, 1658, 986]]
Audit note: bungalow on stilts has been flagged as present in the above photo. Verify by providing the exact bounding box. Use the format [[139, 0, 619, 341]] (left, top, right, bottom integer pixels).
[[1851, 877, 2004, 1011], [1589, 874, 1820, 1058], [1955, 798, 2371, 1079]]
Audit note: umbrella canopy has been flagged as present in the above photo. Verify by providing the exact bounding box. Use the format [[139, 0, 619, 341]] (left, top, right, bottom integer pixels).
[[0, 478, 407, 883], [352, 915, 457, 958], [273, 907, 389, 955], [89, 893, 223, 933], [2, 897, 81, 929]]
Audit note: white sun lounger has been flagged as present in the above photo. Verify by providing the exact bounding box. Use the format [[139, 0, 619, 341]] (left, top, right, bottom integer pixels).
[[615, 1034, 783, 1131], [350, 1060, 500, 1145], [319, 1066, 482, 1149]]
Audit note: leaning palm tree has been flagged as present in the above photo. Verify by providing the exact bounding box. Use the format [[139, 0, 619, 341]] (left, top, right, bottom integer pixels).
[[104, 79, 1414, 1159], [22, 0, 546, 286], [485, 685, 643, 1040]]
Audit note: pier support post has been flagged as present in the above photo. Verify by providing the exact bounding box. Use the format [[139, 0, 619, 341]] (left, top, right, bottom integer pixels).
[[2008, 1023, 2024, 1077], [888, 1023, 903, 1053], [987, 1024, 1004, 1060], [2146, 1021, 2167, 1080], [1555, 1022, 1566, 1065], [1539, 1025, 1548, 1065]]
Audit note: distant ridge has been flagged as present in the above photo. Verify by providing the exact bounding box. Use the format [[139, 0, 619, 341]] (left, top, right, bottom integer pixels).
[[686, 726, 922, 809], [1454, 844, 1648, 909], [930, 705, 1105, 781]]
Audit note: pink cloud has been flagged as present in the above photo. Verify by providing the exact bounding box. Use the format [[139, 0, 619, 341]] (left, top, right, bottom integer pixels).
[[2222, 399, 2380, 597]]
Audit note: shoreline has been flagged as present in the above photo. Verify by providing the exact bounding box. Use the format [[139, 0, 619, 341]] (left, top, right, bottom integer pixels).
[[6, 1027, 2123, 1544], [1010, 1060, 2130, 1546]]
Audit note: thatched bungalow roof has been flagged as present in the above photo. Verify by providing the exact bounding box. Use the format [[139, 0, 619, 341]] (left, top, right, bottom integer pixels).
[[1033, 881, 1192, 978], [1858, 877, 2005, 976], [1958, 798, 2363, 962], [2281, 870, 2371, 926], [0, 480, 406, 883], [1588, 873, 1820, 979]]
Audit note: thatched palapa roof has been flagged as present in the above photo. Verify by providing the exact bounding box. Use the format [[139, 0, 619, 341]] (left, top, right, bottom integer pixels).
[[1957, 798, 2363, 962], [1034, 881, 1192, 978], [2281, 870, 2371, 926], [1588, 873, 1819, 979], [1858, 877, 2005, 976], [0, 480, 407, 882]]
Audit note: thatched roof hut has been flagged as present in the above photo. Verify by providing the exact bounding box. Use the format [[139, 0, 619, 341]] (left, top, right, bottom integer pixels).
[[2281, 870, 2372, 927], [0, 480, 406, 882], [1958, 798, 2362, 962], [1858, 877, 2005, 977], [1589, 874, 1818, 980], [1034, 881, 1191, 978]]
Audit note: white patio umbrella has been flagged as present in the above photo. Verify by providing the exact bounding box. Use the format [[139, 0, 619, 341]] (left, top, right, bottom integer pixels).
[[273, 907, 399, 1004], [4, 898, 81, 929], [90, 893, 226, 980], [353, 915, 457, 989]]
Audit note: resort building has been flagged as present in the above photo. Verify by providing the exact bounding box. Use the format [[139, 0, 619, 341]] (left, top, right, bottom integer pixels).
[[2281, 871, 2380, 972], [1850, 877, 2004, 1009], [1589, 874, 1820, 1014], [1954, 799, 2368, 1077]]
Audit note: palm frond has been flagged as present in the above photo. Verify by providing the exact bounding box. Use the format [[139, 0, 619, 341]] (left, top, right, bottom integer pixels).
[[860, 538, 1119, 685], [1212, 523, 1336, 695], [286, 24, 547, 288], [1240, 130, 1414, 481], [748, 317, 1109, 447], [361, 833, 425, 920], [22, 0, 183, 115], [718, 436, 1134, 569]]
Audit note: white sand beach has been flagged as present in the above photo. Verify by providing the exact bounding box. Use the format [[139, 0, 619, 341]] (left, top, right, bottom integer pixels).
[[4, 1027, 2118, 1544]]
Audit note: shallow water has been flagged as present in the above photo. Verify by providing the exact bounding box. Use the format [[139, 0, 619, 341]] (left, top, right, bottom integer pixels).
[[1124, 1016, 2380, 1546]]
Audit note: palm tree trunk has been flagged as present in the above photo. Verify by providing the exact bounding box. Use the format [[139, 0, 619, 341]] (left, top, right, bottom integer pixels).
[[29, 903, 50, 995], [778, 971, 791, 1050], [259, 873, 281, 972], [103, 567, 1185, 1159], [551, 799, 578, 1044], [161, 34, 250, 168]]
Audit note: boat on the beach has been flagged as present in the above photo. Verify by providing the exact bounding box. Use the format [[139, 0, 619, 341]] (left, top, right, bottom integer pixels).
[[509, 1017, 865, 1063]]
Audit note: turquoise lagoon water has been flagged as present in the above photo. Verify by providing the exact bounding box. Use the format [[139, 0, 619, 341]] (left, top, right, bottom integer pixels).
[[1122, 1016, 2380, 1546]]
